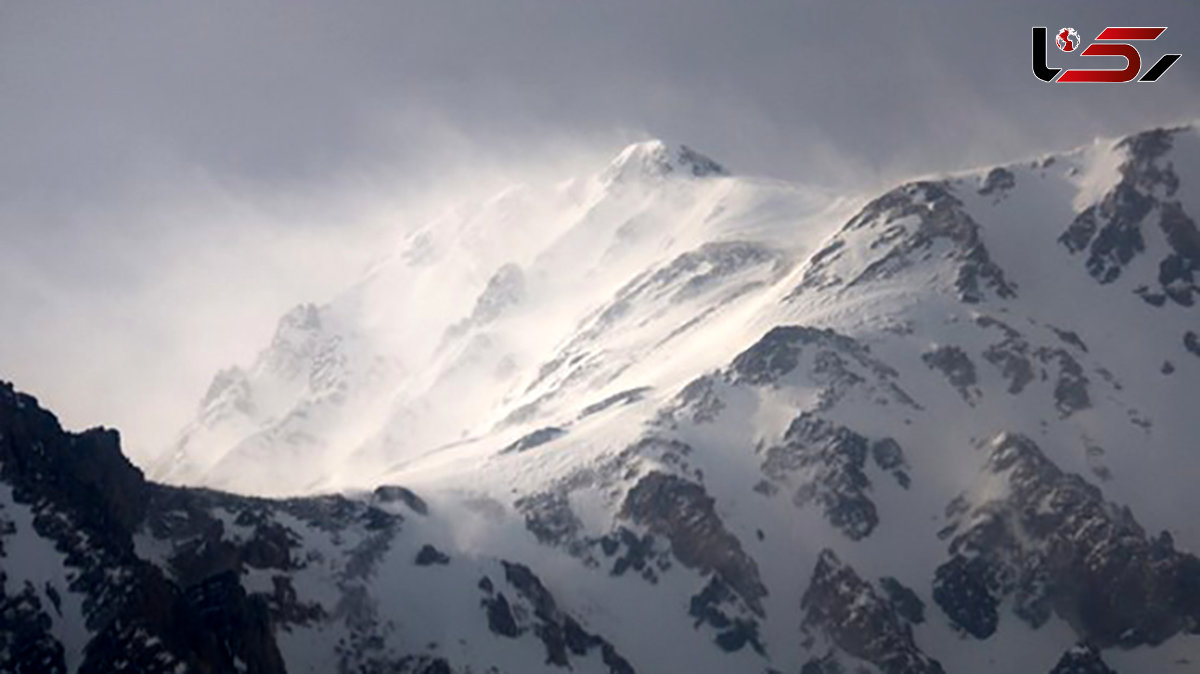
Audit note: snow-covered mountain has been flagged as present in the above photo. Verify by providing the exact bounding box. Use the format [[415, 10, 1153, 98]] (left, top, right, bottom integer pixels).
[[3, 125, 1200, 673]]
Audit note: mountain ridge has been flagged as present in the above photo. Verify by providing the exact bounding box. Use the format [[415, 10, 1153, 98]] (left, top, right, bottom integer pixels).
[[4, 122, 1200, 672]]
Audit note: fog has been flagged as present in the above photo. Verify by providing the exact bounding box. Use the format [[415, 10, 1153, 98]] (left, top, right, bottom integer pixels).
[[1, 1, 1196, 464]]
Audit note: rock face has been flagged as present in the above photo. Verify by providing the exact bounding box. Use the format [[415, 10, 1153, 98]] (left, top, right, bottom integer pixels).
[[934, 433, 1200, 646], [3, 382, 649, 673], [791, 180, 1017, 303], [801, 549, 944, 674], [0, 382, 285, 673], [760, 413, 910, 540], [1047, 643, 1118, 674], [1061, 128, 1199, 305], [621, 471, 766, 613]]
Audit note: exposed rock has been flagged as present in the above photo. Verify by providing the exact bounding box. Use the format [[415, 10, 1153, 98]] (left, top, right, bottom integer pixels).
[[689, 576, 765, 653], [415, 544, 450, 566], [517, 490, 587, 552], [1156, 202, 1200, 306], [373, 484, 429, 516], [1185, 331, 1200, 358], [728, 325, 918, 410], [1048, 643, 1118, 674], [879, 577, 926, 624], [0, 581, 65, 674], [978, 316, 1036, 394], [934, 433, 1200, 647], [802, 549, 944, 674], [478, 561, 638, 673], [580, 387, 653, 419], [662, 375, 726, 425], [844, 181, 1017, 303], [621, 471, 767, 614], [500, 426, 567, 455], [923, 344, 979, 404], [979, 167, 1016, 196], [762, 414, 910, 540], [1061, 126, 1198, 303], [973, 316, 1093, 416]]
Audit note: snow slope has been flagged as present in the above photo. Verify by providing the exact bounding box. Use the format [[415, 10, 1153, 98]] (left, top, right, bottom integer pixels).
[[3, 125, 1199, 673]]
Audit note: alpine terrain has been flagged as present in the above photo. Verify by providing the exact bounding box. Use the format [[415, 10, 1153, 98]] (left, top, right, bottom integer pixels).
[[3, 123, 1200, 673]]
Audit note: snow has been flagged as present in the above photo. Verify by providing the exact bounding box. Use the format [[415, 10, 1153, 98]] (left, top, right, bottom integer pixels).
[[112, 126, 1200, 671], [0, 484, 91, 673]]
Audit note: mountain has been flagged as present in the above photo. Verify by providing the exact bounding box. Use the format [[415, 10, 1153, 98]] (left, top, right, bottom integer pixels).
[[3, 124, 1200, 673]]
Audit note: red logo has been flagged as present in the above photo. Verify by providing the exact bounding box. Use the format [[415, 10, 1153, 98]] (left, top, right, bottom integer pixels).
[[1056, 27, 1080, 52], [1033, 26, 1181, 83]]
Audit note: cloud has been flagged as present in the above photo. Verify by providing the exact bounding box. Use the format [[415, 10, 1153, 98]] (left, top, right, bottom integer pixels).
[[1, 0, 1197, 463]]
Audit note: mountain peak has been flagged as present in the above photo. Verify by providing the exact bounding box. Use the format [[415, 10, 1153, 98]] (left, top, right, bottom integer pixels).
[[602, 139, 728, 184]]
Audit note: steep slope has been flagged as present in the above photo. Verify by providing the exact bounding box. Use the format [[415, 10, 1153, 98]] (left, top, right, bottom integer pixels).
[[4, 124, 1200, 673], [153, 141, 854, 495]]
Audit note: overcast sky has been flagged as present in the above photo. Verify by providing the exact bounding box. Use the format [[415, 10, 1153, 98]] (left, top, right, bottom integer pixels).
[[2, 1, 1197, 464]]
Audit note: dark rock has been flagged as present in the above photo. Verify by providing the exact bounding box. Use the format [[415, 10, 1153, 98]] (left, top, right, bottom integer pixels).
[[660, 375, 725, 425], [802, 549, 944, 674], [1185, 331, 1200, 358], [415, 544, 451, 566], [688, 577, 764, 654], [580, 387, 652, 419], [935, 433, 1200, 647], [494, 561, 638, 672], [176, 570, 287, 674], [726, 325, 918, 412], [979, 167, 1016, 196], [516, 491, 586, 551], [879, 577, 925, 624], [731, 326, 857, 386], [933, 554, 999, 638], [837, 181, 1017, 302], [1157, 202, 1200, 306], [1060, 127, 1196, 297], [0, 581, 66, 674], [762, 414, 909, 540], [372, 484, 429, 515], [922, 345, 978, 403], [500, 426, 567, 455], [1048, 643, 1118, 674], [482, 592, 520, 638], [1050, 327, 1089, 353], [621, 471, 767, 613], [978, 316, 1036, 394]]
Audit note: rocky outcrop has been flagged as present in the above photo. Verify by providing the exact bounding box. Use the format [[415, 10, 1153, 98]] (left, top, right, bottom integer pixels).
[[500, 426, 567, 455], [1048, 643, 1118, 674], [478, 562, 637, 673], [415, 544, 450, 566], [792, 180, 1017, 303], [621, 471, 766, 614], [0, 383, 467, 673], [0, 382, 287, 673], [934, 433, 1200, 646], [760, 414, 910, 540], [801, 549, 944, 674], [727, 325, 918, 411], [1061, 127, 1199, 307], [923, 344, 980, 404]]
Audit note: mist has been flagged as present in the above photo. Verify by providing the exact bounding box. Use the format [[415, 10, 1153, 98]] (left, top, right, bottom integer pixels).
[[1, 0, 1197, 465]]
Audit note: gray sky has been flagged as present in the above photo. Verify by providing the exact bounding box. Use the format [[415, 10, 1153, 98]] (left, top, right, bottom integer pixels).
[[1, 1, 1197, 464]]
